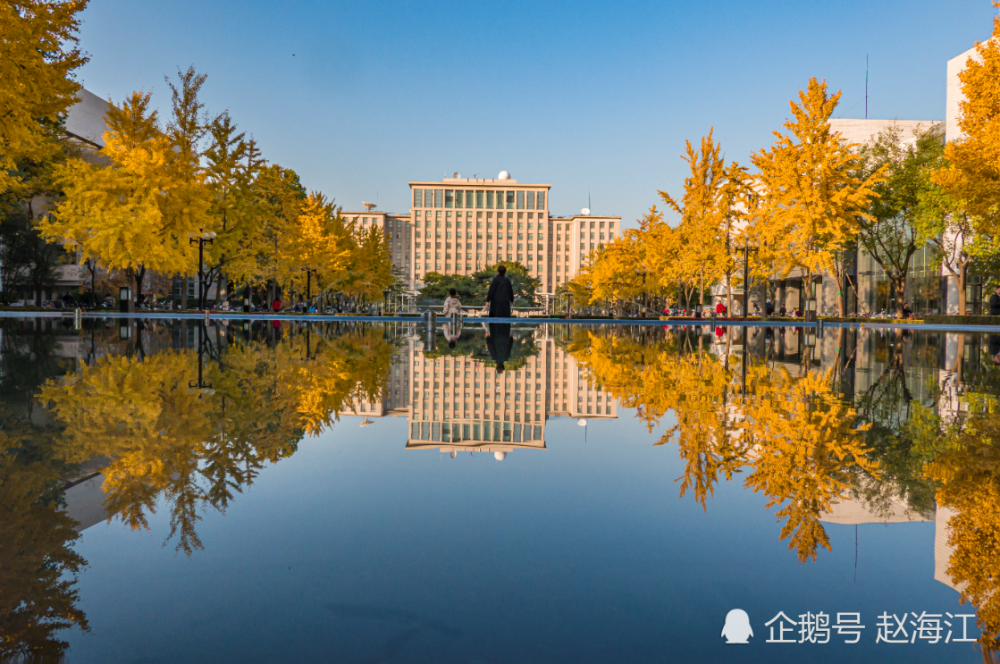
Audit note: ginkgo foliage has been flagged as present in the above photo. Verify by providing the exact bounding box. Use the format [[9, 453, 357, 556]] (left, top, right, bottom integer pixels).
[[38, 91, 201, 288], [0, 0, 88, 194], [751, 78, 884, 314]]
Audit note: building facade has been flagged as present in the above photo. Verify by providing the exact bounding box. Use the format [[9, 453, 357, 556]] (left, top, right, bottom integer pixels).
[[344, 172, 622, 293]]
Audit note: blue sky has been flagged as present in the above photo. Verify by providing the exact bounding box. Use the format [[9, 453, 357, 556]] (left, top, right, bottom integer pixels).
[[75, 0, 995, 228]]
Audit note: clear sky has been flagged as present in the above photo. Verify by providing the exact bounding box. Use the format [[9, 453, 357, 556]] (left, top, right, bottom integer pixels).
[[74, 0, 995, 228]]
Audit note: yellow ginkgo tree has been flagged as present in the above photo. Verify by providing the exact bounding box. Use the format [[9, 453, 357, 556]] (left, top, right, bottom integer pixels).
[[751, 78, 884, 317], [933, 1, 1000, 230], [0, 0, 88, 195], [38, 89, 206, 301]]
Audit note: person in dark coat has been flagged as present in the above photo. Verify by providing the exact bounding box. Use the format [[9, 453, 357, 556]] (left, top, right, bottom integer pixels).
[[486, 265, 515, 318], [990, 285, 1000, 316], [485, 323, 513, 373]]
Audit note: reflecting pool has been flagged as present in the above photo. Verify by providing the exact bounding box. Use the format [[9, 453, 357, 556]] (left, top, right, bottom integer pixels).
[[2, 317, 999, 663]]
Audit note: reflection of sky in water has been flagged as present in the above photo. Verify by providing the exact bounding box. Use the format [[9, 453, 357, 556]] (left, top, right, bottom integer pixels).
[[3, 321, 989, 662], [66, 414, 970, 663]]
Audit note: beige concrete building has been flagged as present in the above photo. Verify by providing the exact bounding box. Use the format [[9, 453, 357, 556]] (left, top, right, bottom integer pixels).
[[344, 172, 621, 294]]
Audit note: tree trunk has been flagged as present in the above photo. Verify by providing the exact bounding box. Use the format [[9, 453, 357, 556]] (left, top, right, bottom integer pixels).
[[836, 272, 845, 318], [180, 276, 188, 310], [726, 274, 732, 317], [804, 268, 813, 320], [124, 267, 135, 313], [958, 264, 967, 315], [699, 265, 705, 315], [893, 275, 906, 319], [135, 266, 146, 298], [217, 272, 226, 308]]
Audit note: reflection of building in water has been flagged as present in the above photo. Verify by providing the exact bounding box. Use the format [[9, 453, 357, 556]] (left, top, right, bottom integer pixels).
[[933, 508, 963, 593], [344, 326, 618, 457], [716, 324, 973, 595], [819, 494, 963, 595], [820, 495, 933, 526]]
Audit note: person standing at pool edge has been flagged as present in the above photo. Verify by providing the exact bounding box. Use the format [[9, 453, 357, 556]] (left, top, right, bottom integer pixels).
[[990, 284, 1000, 316], [486, 265, 515, 318]]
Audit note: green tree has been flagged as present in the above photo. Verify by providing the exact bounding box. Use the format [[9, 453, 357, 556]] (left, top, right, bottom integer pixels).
[[472, 261, 539, 304], [858, 125, 946, 318], [417, 272, 483, 303]]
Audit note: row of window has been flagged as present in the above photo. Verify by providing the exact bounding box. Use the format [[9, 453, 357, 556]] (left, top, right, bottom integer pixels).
[[413, 188, 546, 210], [351, 214, 616, 233], [415, 211, 545, 221]]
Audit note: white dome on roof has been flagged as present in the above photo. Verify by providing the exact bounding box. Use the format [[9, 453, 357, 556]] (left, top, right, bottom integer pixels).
[[581, 208, 591, 216], [498, 171, 510, 180], [494, 451, 507, 461]]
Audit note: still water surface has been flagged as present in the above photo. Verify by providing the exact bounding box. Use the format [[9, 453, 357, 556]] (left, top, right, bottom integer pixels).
[[2, 318, 998, 663]]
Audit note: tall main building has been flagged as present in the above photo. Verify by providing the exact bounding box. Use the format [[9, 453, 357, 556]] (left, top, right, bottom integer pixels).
[[344, 172, 621, 293]]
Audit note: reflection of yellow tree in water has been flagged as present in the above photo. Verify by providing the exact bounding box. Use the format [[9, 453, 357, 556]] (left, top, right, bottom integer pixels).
[[0, 433, 89, 660], [741, 365, 877, 562], [562, 328, 877, 562], [40, 324, 392, 554], [924, 393, 1000, 650], [564, 329, 747, 507]]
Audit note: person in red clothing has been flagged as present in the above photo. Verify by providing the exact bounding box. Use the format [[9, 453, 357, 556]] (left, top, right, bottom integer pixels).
[[715, 301, 726, 316], [272, 298, 281, 313]]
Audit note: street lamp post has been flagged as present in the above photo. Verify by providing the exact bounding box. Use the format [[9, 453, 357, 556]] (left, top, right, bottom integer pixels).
[[189, 230, 216, 310]]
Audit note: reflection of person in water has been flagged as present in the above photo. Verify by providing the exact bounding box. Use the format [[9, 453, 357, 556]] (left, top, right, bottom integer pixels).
[[990, 335, 1000, 364], [442, 318, 462, 348], [485, 323, 513, 373]]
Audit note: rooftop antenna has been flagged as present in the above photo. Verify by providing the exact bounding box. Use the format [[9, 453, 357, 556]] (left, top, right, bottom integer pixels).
[[589, 191, 592, 213], [865, 55, 869, 120]]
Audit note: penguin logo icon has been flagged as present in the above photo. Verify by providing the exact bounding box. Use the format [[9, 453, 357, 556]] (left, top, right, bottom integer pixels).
[[721, 609, 753, 644]]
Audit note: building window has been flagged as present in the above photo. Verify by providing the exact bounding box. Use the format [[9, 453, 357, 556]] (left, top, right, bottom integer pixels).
[[465, 190, 473, 208], [445, 190, 454, 208], [537, 191, 545, 209], [476, 191, 484, 208], [527, 191, 535, 209], [506, 191, 515, 209], [432, 189, 442, 207], [516, 191, 525, 209], [413, 189, 422, 207]]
